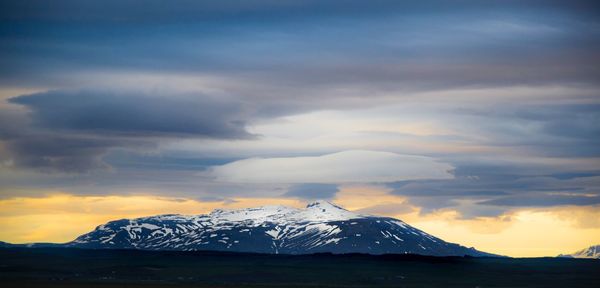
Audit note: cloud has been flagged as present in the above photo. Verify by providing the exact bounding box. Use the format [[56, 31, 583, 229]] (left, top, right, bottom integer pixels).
[[478, 195, 600, 207], [284, 183, 339, 200], [9, 90, 253, 138], [451, 103, 600, 157], [2, 1, 598, 23], [3, 133, 127, 173], [1, 0, 598, 90], [388, 161, 600, 217], [205, 150, 454, 184], [1, 89, 254, 172], [0, 0, 599, 227]]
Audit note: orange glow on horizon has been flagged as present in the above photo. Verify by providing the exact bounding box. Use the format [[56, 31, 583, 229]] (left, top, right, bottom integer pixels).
[[0, 191, 598, 257]]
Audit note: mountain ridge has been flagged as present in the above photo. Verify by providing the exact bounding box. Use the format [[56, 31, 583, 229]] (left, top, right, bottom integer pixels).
[[3, 200, 499, 257], [558, 245, 600, 259]]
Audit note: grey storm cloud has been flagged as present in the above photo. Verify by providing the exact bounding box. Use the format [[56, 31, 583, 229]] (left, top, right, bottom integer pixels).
[[3, 133, 136, 173], [3, 1, 596, 22], [1, 89, 254, 172], [9, 90, 253, 138], [0, 0, 598, 89], [388, 162, 600, 217], [442, 103, 600, 158]]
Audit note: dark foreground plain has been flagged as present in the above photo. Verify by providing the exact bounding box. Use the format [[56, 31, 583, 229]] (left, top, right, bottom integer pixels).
[[1, 248, 599, 288]]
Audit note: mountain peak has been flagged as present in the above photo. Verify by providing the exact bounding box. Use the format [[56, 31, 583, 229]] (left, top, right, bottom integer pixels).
[[306, 200, 347, 211], [559, 244, 600, 259]]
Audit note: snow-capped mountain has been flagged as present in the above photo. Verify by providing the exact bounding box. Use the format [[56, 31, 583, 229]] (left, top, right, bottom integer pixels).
[[558, 245, 600, 259], [65, 200, 495, 256]]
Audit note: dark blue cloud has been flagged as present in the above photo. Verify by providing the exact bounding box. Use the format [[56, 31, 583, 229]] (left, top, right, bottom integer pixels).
[[0, 89, 254, 172], [389, 162, 600, 216], [2, 133, 148, 173], [549, 172, 600, 180], [0, 0, 598, 88], [10, 90, 252, 138], [447, 103, 600, 158], [2, 1, 598, 22]]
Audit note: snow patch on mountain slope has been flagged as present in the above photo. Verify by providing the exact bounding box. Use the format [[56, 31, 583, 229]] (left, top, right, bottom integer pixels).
[[558, 245, 600, 259]]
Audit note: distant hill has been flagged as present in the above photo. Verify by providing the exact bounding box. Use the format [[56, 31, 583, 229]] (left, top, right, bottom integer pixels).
[[558, 245, 600, 259]]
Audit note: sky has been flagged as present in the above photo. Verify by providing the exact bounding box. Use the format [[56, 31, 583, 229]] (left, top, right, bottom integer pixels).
[[0, 0, 599, 257]]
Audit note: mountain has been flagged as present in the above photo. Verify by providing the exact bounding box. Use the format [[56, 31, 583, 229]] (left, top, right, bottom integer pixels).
[[558, 245, 600, 259], [0, 241, 15, 248], [60, 200, 495, 256]]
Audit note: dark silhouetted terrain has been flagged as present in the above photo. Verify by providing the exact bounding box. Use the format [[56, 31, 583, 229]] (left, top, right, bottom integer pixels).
[[1, 247, 599, 288]]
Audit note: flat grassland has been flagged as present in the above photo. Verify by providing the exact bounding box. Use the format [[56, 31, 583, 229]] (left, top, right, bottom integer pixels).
[[1, 248, 598, 287]]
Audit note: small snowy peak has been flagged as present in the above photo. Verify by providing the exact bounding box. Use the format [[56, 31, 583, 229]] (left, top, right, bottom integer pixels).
[[559, 245, 600, 259], [296, 200, 363, 222], [204, 201, 363, 224], [306, 200, 347, 211]]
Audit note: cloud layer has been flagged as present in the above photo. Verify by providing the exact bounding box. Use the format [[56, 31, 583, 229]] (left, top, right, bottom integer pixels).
[[1, 89, 254, 172], [10, 90, 252, 138], [206, 150, 454, 184], [0, 0, 598, 220]]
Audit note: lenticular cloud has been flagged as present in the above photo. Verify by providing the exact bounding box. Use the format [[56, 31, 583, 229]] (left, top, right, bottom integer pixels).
[[205, 150, 453, 184]]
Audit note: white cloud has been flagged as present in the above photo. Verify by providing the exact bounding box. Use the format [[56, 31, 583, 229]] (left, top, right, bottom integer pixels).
[[204, 150, 453, 184]]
